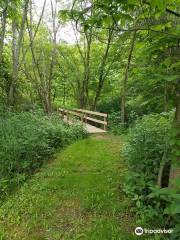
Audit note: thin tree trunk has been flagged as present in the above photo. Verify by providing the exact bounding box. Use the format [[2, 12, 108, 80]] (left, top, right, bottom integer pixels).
[[0, 2, 8, 64], [9, 20, 18, 105], [79, 29, 92, 109], [8, 0, 29, 106], [157, 140, 168, 187], [163, 48, 170, 112], [26, 0, 51, 114], [72, 23, 86, 108], [164, 81, 168, 112], [121, 31, 137, 124], [45, 0, 59, 114], [93, 25, 114, 110], [83, 31, 92, 108], [169, 91, 180, 186]]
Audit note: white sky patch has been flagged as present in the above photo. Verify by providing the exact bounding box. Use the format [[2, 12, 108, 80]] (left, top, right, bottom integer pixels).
[[33, 0, 79, 44]]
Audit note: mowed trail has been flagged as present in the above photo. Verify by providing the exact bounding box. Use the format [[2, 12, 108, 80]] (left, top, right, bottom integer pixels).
[[0, 134, 136, 240]]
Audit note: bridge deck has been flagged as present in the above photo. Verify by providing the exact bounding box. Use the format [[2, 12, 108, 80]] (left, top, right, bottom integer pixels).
[[62, 116, 107, 134], [84, 123, 107, 133]]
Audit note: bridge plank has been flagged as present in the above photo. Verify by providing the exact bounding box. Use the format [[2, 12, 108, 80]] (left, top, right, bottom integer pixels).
[[84, 123, 107, 133]]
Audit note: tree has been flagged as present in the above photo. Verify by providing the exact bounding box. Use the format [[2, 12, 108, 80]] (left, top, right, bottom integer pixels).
[[0, 0, 9, 64], [9, 0, 29, 106], [120, 30, 136, 124]]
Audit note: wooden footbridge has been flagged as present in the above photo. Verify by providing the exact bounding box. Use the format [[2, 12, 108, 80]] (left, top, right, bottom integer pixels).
[[59, 108, 108, 134]]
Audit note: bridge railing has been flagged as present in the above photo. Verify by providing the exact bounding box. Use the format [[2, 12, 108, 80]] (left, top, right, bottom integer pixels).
[[59, 108, 108, 131]]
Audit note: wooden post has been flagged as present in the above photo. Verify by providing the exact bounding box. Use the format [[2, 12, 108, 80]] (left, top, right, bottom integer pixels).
[[62, 109, 65, 120], [81, 113, 83, 122], [61, 108, 108, 132], [103, 116, 106, 130], [106, 114, 108, 131], [67, 110, 69, 123]]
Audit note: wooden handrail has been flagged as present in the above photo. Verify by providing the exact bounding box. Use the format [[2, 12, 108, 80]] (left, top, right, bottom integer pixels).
[[59, 108, 108, 131], [74, 108, 107, 117], [85, 116, 107, 125]]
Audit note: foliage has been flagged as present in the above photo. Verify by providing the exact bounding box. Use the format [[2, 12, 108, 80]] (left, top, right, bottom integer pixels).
[[107, 112, 127, 134], [0, 111, 87, 200], [122, 113, 180, 238], [149, 179, 180, 239], [0, 0, 180, 238], [97, 95, 163, 134], [97, 97, 120, 113]]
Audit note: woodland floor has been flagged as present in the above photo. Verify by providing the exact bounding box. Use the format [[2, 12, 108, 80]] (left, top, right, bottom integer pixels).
[[0, 134, 138, 240]]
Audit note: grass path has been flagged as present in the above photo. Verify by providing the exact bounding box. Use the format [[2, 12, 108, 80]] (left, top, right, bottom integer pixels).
[[0, 134, 136, 240]]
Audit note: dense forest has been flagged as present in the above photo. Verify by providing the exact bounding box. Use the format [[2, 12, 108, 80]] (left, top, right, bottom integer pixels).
[[0, 0, 180, 239]]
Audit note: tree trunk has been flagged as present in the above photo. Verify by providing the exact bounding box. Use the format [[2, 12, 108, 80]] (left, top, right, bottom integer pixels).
[[9, 20, 18, 105], [83, 34, 92, 108], [43, 93, 52, 115], [0, 2, 8, 64], [121, 31, 137, 124], [8, 0, 29, 106], [27, 0, 53, 114], [169, 91, 180, 186], [164, 81, 168, 112], [80, 29, 92, 109], [157, 140, 168, 187], [93, 26, 114, 110]]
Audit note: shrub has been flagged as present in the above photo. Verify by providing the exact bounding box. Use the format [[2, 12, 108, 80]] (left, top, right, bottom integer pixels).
[[108, 112, 127, 134], [97, 96, 166, 132], [97, 97, 120, 113], [122, 113, 172, 226], [0, 111, 87, 200], [148, 179, 180, 239]]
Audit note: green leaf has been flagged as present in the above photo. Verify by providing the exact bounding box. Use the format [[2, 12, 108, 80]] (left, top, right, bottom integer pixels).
[[103, 16, 113, 25], [164, 202, 180, 215], [150, 0, 166, 11]]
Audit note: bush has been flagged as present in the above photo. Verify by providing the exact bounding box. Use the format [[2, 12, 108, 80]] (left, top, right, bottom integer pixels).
[[0, 111, 87, 199], [122, 113, 172, 225], [108, 112, 127, 134], [97, 98, 142, 134], [97, 97, 120, 113], [97, 96, 164, 131]]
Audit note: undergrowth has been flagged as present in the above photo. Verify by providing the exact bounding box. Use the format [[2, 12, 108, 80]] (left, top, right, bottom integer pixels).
[[0, 111, 87, 201], [122, 113, 180, 239]]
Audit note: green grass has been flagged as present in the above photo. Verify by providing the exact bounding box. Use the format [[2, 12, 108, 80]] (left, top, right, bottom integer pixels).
[[0, 134, 137, 240]]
